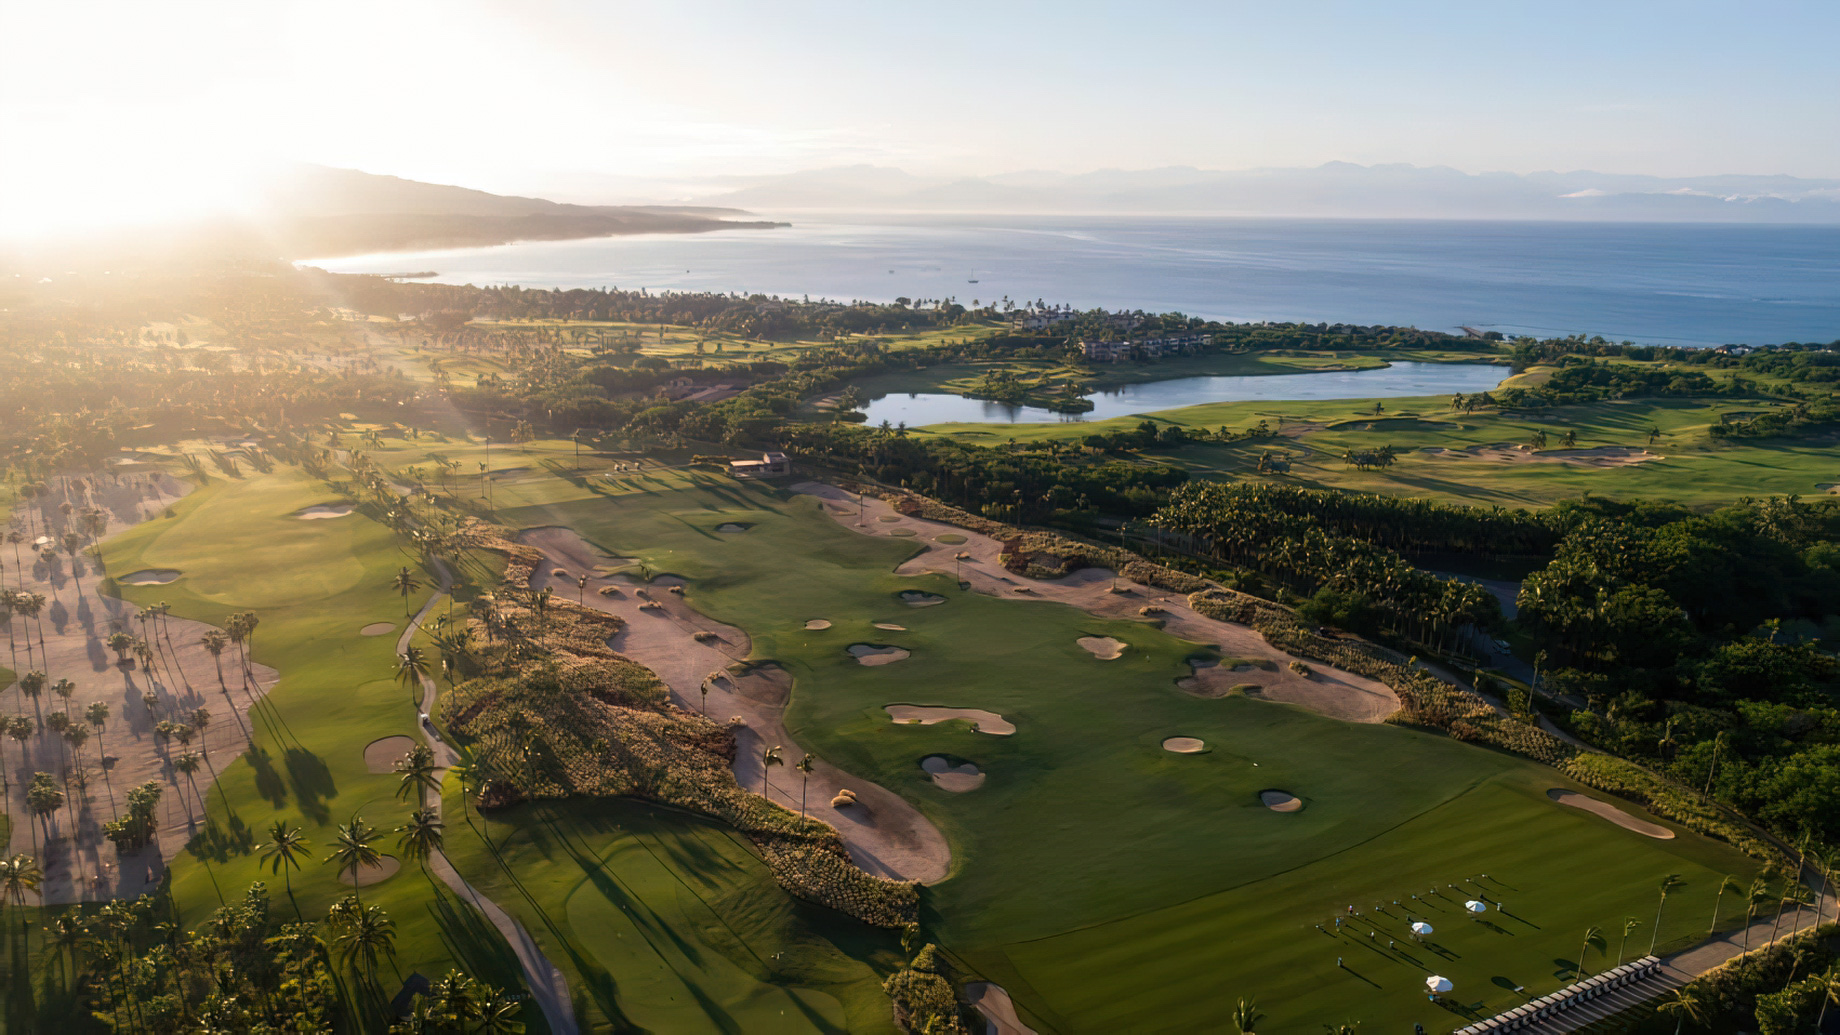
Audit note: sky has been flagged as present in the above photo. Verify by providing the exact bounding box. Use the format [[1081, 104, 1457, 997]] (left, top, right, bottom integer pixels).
[[3, 0, 1838, 232]]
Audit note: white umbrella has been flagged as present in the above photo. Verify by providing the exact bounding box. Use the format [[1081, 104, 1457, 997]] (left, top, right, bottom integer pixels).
[[1465, 900, 1488, 914], [1411, 921, 1434, 935], [1426, 975, 1453, 994]]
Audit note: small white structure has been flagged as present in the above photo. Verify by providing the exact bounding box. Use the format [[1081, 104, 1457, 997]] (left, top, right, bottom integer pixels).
[[1427, 976, 1454, 995], [1411, 921, 1434, 936], [1466, 900, 1489, 914], [728, 451, 790, 479]]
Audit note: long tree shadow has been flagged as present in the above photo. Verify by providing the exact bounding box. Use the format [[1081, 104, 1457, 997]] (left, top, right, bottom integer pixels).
[[283, 747, 336, 823], [426, 877, 531, 994], [245, 744, 289, 807]]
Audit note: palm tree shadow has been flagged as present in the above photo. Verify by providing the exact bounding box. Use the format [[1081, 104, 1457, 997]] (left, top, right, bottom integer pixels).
[[283, 747, 336, 823]]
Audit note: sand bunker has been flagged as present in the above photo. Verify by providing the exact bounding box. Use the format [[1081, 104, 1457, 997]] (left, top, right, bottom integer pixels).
[[363, 736, 417, 774], [360, 622, 396, 636], [715, 523, 751, 533], [899, 591, 946, 607], [337, 856, 402, 887], [1078, 636, 1126, 660], [921, 756, 985, 792], [849, 644, 911, 666], [1548, 789, 1674, 838], [874, 622, 907, 631], [1424, 444, 1660, 467], [118, 569, 182, 586], [296, 504, 355, 519], [1260, 790, 1303, 813], [805, 619, 833, 630], [1162, 737, 1206, 754], [885, 706, 1016, 735]]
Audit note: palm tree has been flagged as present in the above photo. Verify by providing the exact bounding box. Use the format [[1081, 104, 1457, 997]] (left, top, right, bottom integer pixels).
[[396, 647, 429, 708], [1744, 877, 1772, 953], [330, 899, 397, 987], [1617, 915, 1642, 964], [1709, 875, 1739, 936], [761, 744, 783, 800], [394, 744, 440, 807], [393, 566, 423, 616], [327, 815, 383, 905], [1813, 967, 1840, 1035], [200, 630, 230, 690], [26, 772, 64, 845], [174, 751, 204, 817], [476, 989, 526, 1034], [796, 753, 815, 817], [17, 670, 46, 721], [449, 760, 481, 828], [396, 808, 444, 874], [1232, 997, 1262, 1035], [1648, 874, 1683, 955], [1657, 984, 1710, 1035], [1577, 925, 1605, 978], [257, 819, 312, 908], [104, 631, 133, 666], [51, 678, 75, 717], [0, 854, 42, 935]]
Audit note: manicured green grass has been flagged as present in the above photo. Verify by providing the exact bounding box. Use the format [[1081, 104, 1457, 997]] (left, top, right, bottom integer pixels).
[[491, 472, 1757, 1033], [99, 468, 541, 1029], [919, 393, 1837, 507], [438, 794, 901, 1034]]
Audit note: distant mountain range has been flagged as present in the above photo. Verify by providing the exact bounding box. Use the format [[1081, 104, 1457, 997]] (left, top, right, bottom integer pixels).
[[681, 162, 1840, 223]]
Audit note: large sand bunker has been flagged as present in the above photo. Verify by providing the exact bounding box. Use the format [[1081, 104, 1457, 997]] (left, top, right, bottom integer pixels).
[[118, 569, 182, 586], [1260, 790, 1303, 813], [360, 622, 396, 636], [921, 756, 985, 792], [1078, 635, 1126, 660], [337, 856, 402, 887], [1162, 737, 1206, 754], [849, 643, 911, 666], [1547, 789, 1674, 838], [899, 591, 946, 607], [886, 706, 1016, 735], [364, 736, 417, 774], [296, 503, 354, 519]]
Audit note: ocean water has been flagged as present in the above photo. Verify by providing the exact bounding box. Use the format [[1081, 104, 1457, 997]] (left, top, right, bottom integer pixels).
[[860, 360, 1507, 425], [306, 215, 1840, 347]]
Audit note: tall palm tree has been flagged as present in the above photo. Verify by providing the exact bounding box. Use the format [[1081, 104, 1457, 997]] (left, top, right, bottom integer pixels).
[[796, 753, 815, 817], [0, 594, 16, 672], [1232, 997, 1262, 1035], [327, 815, 383, 906], [1709, 875, 1740, 936], [394, 744, 440, 808], [200, 630, 230, 691], [449, 760, 481, 829], [174, 751, 204, 818], [330, 900, 397, 988], [1657, 984, 1710, 1035], [1577, 925, 1605, 978], [393, 566, 423, 616], [17, 670, 46, 721], [1813, 967, 1840, 1035], [51, 678, 75, 717], [476, 989, 526, 1034], [0, 854, 43, 935], [395, 647, 430, 708], [1618, 916, 1641, 964], [761, 744, 783, 800], [1744, 877, 1772, 953], [396, 808, 444, 874], [260, 821, 311, 910], [1648, 874, 1683, 955]]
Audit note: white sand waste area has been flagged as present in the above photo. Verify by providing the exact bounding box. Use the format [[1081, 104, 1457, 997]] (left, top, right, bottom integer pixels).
[[118, 569, 182, 585], [922, 756, 985, 792], [1260, 790, 1303, 813], [1547, 789, 1674, 838], [1162, 737, 1206, 753], [885, 706, 1016, 735], [296, 503, 354, 519], [364, 736, 417, 774], [1078, 635, 1126, 660], [849, 644, 911, 666]]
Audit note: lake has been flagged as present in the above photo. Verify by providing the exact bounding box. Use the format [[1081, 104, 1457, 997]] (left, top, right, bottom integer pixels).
[[305, 214, 1840, 348], [859, 360, 1507, 425]]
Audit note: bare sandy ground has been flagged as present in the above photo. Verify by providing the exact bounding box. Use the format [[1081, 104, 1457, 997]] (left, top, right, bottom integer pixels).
[[1548, 788, 1675, 839], [1421, 443, 1661, 467], [517, 527, 952, 884], [793, 483, 1398, 724], [1, 473, 281, 904], [965, 982, 1040, 1035]]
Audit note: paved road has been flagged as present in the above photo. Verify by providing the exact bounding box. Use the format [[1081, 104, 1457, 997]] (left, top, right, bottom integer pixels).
[[396, 563, 579, 1035]]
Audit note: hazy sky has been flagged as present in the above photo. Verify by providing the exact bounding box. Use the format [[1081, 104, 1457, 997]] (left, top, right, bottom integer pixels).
[[4, 0, 1838, 228]]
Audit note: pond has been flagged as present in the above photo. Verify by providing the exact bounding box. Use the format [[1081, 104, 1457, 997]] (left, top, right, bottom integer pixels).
[[858, 360, 1508, 426]]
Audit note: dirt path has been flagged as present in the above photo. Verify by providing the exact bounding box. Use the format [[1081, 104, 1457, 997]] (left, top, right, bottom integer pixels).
[[792, 483, 1399, 724], [518, 526, 952, 884], [397, 562, 580, 1035], [0, 473, 282, 904]]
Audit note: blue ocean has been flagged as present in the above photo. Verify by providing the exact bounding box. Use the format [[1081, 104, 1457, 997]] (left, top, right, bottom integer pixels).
[[309, 215, 1840, 348]]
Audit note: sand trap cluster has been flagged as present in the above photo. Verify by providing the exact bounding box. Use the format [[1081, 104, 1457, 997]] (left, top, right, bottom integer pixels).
[[1260, 790, 1303, 813], [922, 756, 985, 792], [337, 856, 402, 886], [360, 622, 396, 636], [296, 503, 355, 519], [1162, 737, 1206, 754], [805, 619, 833, 630], [715, 523, 751, 533], [850, 644, 911, 666], [899, 591, 946, 607], [1077, 636, 1127, 660], [118, 569, 183, 585], [363, 736, 417, 774], [885, 705, 1015, 735], [1547, 789, 1674, 838]]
